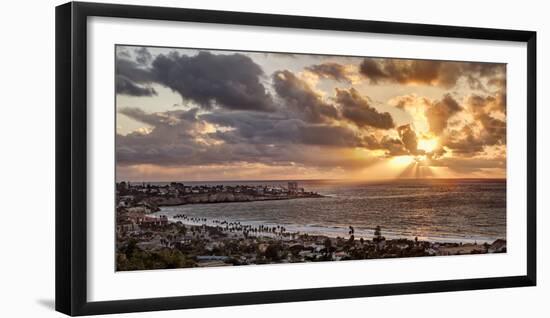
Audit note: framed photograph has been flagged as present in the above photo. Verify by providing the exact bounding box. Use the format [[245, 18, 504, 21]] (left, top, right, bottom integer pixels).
[[55, 1, 536, 316]]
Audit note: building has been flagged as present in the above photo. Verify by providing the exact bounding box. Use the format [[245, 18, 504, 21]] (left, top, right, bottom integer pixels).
[[288, 181, 298, 193]]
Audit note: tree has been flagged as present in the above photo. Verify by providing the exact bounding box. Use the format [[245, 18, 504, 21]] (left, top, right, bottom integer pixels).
[[324, 238, 333, 255], [374, 226, 383, 242], [264, 244, 281, 261]]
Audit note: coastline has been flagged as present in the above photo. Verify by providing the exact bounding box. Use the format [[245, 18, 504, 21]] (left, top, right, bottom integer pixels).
[[115, 179, 506, 271], [154, 209, 499, 245], [115, 211, 506, 271]]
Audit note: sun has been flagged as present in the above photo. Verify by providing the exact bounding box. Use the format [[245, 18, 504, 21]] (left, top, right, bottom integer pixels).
[[418, 138, 438, 153], [390, 155, 415, 166]]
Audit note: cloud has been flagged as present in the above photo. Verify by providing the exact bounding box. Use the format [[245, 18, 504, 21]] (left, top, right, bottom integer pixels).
[[116, 58, 155, 83], [334, 88, 395, 129], [426, 93, 505, 156], [116, 50, 275, 111], [115, 58, 157, 96], [134, 47, 152, 65], [468, 93, 506, 115], [390, 94, 430, 110], [397, 124, 421, 155], [305, 62, 351, 82], [359, 57, 505, 90], [116, 75, 157, 96], [115, 46, 506, 179], [298, 125, 372, 147], [272, 70, 339, 123], [425, 94, 462, 134], [118, 105, 382, 170], [150, 51, 275, 111], [204, 110, 374, 149], [442, 125, 485, 156], [465, 94, 506, 147], [441, 112, 505, 157], [379, 136, 409, 156]]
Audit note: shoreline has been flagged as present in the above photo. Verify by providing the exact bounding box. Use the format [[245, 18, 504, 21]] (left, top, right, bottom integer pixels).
[[115, 180, 506, 271], [115, 211, 506, 271], [154, 209, 499, 245]]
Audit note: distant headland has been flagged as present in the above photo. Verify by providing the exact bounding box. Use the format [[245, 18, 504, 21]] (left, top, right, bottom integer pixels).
[[116, 181, 324, 210]]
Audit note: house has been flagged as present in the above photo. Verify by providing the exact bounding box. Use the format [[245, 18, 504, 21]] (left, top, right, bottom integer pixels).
[[116, 221, 139, 233], [137, 215, 168, 226]]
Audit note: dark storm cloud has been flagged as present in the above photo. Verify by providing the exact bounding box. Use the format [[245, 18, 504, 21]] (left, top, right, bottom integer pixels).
[[198, 105, 420, 160], [116, 58, 155, 83], [272, 70, 339, 123], [425, 94, 462, 134], [204, 110, 371, 148], [117, 108, 200, 165], [305, 62, 351, 82], [298, 125, 372, 147], [118, 104, 381, 169], [116, 108, 288, 167], [115, 58, 157, 96], [334, 88, 395, 129], [116, 75, 157, 97], [202, 111, 300, 144], [359, 57, 505, 90], [116, 50, 275, 111], [150, 51, 275, 111]]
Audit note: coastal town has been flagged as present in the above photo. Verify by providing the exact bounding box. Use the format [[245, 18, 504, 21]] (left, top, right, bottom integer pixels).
[[115, 181, 507, 271], [116, 181, 323, 208]]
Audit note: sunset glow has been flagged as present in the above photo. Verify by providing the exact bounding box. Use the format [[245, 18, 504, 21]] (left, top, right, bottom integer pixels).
[[418, 138, 439, 153], [115, 46, 506, 181]]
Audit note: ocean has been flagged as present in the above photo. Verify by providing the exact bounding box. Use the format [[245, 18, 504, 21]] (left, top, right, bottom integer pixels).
[[155, 178, 506, 244]]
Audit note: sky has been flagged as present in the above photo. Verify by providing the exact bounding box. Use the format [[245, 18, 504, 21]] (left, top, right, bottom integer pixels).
[[115, 45, 506, 182]]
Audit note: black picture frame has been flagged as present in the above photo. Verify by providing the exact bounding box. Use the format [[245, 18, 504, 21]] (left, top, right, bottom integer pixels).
[[55, 1, 537, 316]]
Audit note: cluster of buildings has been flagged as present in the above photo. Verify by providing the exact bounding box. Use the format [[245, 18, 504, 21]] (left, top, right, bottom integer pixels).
[[116, 205, 507, 270], [114, 181, 507, 271], [117, 181, 308, 198]]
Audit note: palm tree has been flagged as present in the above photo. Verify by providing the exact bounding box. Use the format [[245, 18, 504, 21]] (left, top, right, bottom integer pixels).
[[374, 226, 382, 242]]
